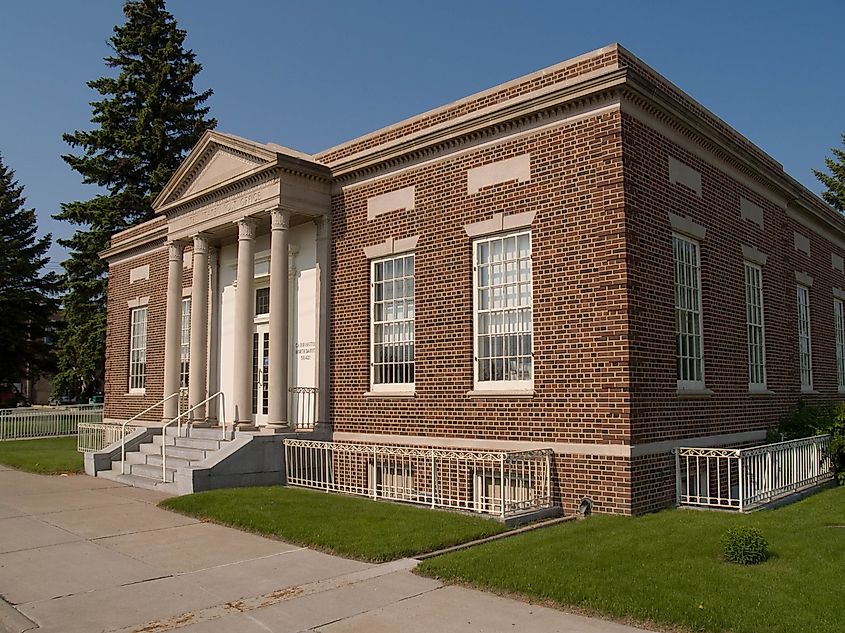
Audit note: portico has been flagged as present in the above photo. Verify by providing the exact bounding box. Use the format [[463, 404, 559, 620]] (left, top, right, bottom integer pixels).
[[155, 131, 332, 430]]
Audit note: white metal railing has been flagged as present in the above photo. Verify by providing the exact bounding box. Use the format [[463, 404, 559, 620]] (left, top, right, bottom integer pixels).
[[289, 387, 318, 429], [676, 435, 833, 511], [284, 439, 554, 520], [77, 422, 125, 452], [120, 392, 182, 474], [160, 392, 226, 481], [0, 404, 103, 441]]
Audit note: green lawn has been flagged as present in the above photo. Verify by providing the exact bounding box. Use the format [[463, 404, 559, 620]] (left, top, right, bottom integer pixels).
[[160, 486, 507, 562], [418, 486, 845, 633], [0, 437, 83, 474]]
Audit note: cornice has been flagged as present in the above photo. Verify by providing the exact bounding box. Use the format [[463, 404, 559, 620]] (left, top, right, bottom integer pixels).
[[100, 225, 168, 261], [329, 69, 628, 182]]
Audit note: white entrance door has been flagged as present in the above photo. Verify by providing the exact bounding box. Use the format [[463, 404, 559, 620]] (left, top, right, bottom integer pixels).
[[252, 322, 270, 425]]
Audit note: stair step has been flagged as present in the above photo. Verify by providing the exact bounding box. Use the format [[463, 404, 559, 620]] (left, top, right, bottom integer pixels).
[[131, 462, 177, 482], [125, 452, 149, 465], [98, 468, 179, 494], [152, 435, 177, 447], [145, 453, 193, 469], [165, 445, 207, 461], [140, 442, 163, 455], [165, 426, 227, 440], [174, 436, 221, 450]]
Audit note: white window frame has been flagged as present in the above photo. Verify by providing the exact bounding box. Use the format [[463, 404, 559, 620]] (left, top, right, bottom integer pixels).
[[744, 262, 767, 391], [673, 233, 705, 390], [179, 297, 191, 389], [797, 285, 813, 391], [128, 306, 148, 394], [370, 253, 415, 392], [835, 298, 845, 392], [472, 230, 534, 391]]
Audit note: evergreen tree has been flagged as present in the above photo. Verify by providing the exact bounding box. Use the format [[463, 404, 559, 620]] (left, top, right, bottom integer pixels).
[[814, 133, 845, 214], [54, 0, 216, 399], [0, 153, 58, 393]]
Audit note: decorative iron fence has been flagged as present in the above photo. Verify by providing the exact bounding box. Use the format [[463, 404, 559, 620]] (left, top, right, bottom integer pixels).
[[284, 439, 554, 520], [289, 387, 318, 429], [676, 435, 833, 511], [77, 422, 126, 453], [0, 404, 103, 441]]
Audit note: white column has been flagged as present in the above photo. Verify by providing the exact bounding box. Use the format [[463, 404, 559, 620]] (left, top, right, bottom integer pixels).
[[268, 208, 290, 427], [188, 233, 210, 420], [315, 216, 331, 431], [206, 246, 220, 423], [233, 217, 258, 426], [163, 240, 184, 421]]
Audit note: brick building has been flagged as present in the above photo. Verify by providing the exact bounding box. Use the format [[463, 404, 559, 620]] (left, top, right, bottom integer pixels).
[[101, 44, 845, 514]]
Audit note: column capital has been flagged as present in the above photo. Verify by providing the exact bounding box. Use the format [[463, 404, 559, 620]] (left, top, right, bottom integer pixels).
[[235, 217, 259, 241], [167, 240, 185, 261], [191, 232, 211, 254], [271, 207, 291, 231]]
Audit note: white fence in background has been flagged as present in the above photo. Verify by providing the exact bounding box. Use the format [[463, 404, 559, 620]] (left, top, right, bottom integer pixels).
[[289, 387, 318, 430], [0, 404, 103, 441], [284, 439, 553, 520], [676, 435, 833, 511], [77, 422, 126, 453]]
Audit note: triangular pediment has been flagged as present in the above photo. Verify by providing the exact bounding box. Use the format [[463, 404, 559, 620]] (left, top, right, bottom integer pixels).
[[153, 131, 280, 211]]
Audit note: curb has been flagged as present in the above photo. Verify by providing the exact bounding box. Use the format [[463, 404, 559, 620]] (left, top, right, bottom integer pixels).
[[0, 598, 37, 633]]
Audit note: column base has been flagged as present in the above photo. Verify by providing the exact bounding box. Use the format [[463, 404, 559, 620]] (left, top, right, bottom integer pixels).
[[234, 421, 258, 432]]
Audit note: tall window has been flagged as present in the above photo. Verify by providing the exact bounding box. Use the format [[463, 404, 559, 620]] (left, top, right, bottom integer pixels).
[[744, 262, 766, 389], [371, 253, 415, 388], [129, 306, 148, 392], [473, 231, 533, 388], [180, 297, 191, 388], [835, 298, 845, 391], [796, 285, 813, 390], [673, 234, 704, 388]]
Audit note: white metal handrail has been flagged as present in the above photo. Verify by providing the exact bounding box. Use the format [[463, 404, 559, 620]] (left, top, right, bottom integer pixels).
[[284, 439, 553, 520], [676, 435, 833, 511], [160, 392, 226, 481], [120, 392, 181, 474]]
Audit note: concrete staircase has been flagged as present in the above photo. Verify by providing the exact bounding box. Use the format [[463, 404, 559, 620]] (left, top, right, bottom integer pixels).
[[97, 426, 235, 494]]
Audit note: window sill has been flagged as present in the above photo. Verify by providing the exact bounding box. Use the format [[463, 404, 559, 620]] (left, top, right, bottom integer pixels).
[[839, 386, 845, 395], [801, 388, 819, 395], [467, 389, 534, 399], [748, 387, 775, 395], [126, 390, 146, 396], [676, 387, 713, 399], [364, 391, 415, 398]]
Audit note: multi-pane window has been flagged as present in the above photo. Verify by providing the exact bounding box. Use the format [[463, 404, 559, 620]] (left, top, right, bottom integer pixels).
[[673, 234, 704, 387], [474, 231, 533, 387], [371, 254, 415, 387], [179, 298, 191, 388], [796, 285, 813, 390], [744, 262, 766, 389], [255, 287, 270, 316], [129, 306, 148, 392], [835, 299, 845, 390]]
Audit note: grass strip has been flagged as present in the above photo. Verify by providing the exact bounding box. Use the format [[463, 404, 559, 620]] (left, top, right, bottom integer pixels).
[[418, 485, 845, 633], [161, 485, 508, 562], [0, 436, 83, 474]]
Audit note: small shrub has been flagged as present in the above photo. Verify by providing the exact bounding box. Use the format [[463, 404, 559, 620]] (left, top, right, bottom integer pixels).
[[721, 526, 769, 565]]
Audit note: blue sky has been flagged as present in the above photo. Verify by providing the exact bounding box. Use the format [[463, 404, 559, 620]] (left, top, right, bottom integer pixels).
[[1, 0, 843, 266]]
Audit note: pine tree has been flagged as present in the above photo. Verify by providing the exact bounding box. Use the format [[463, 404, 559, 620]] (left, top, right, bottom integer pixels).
[[0, 153, 58, 393], [814, 133, 845, 214], [53, 0, 216, 399]]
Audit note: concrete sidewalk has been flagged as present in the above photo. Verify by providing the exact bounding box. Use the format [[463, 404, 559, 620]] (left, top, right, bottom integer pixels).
[[0, 464, 650, 633]]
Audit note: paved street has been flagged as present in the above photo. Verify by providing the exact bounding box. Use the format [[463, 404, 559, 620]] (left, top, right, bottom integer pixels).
[[0, 464, 648, 633]]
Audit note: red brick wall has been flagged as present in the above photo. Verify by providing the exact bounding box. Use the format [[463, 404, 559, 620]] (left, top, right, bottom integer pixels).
[[103, 244, 192, 423], [329, 109, 632, 513], [622, 112, 845, 512]]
